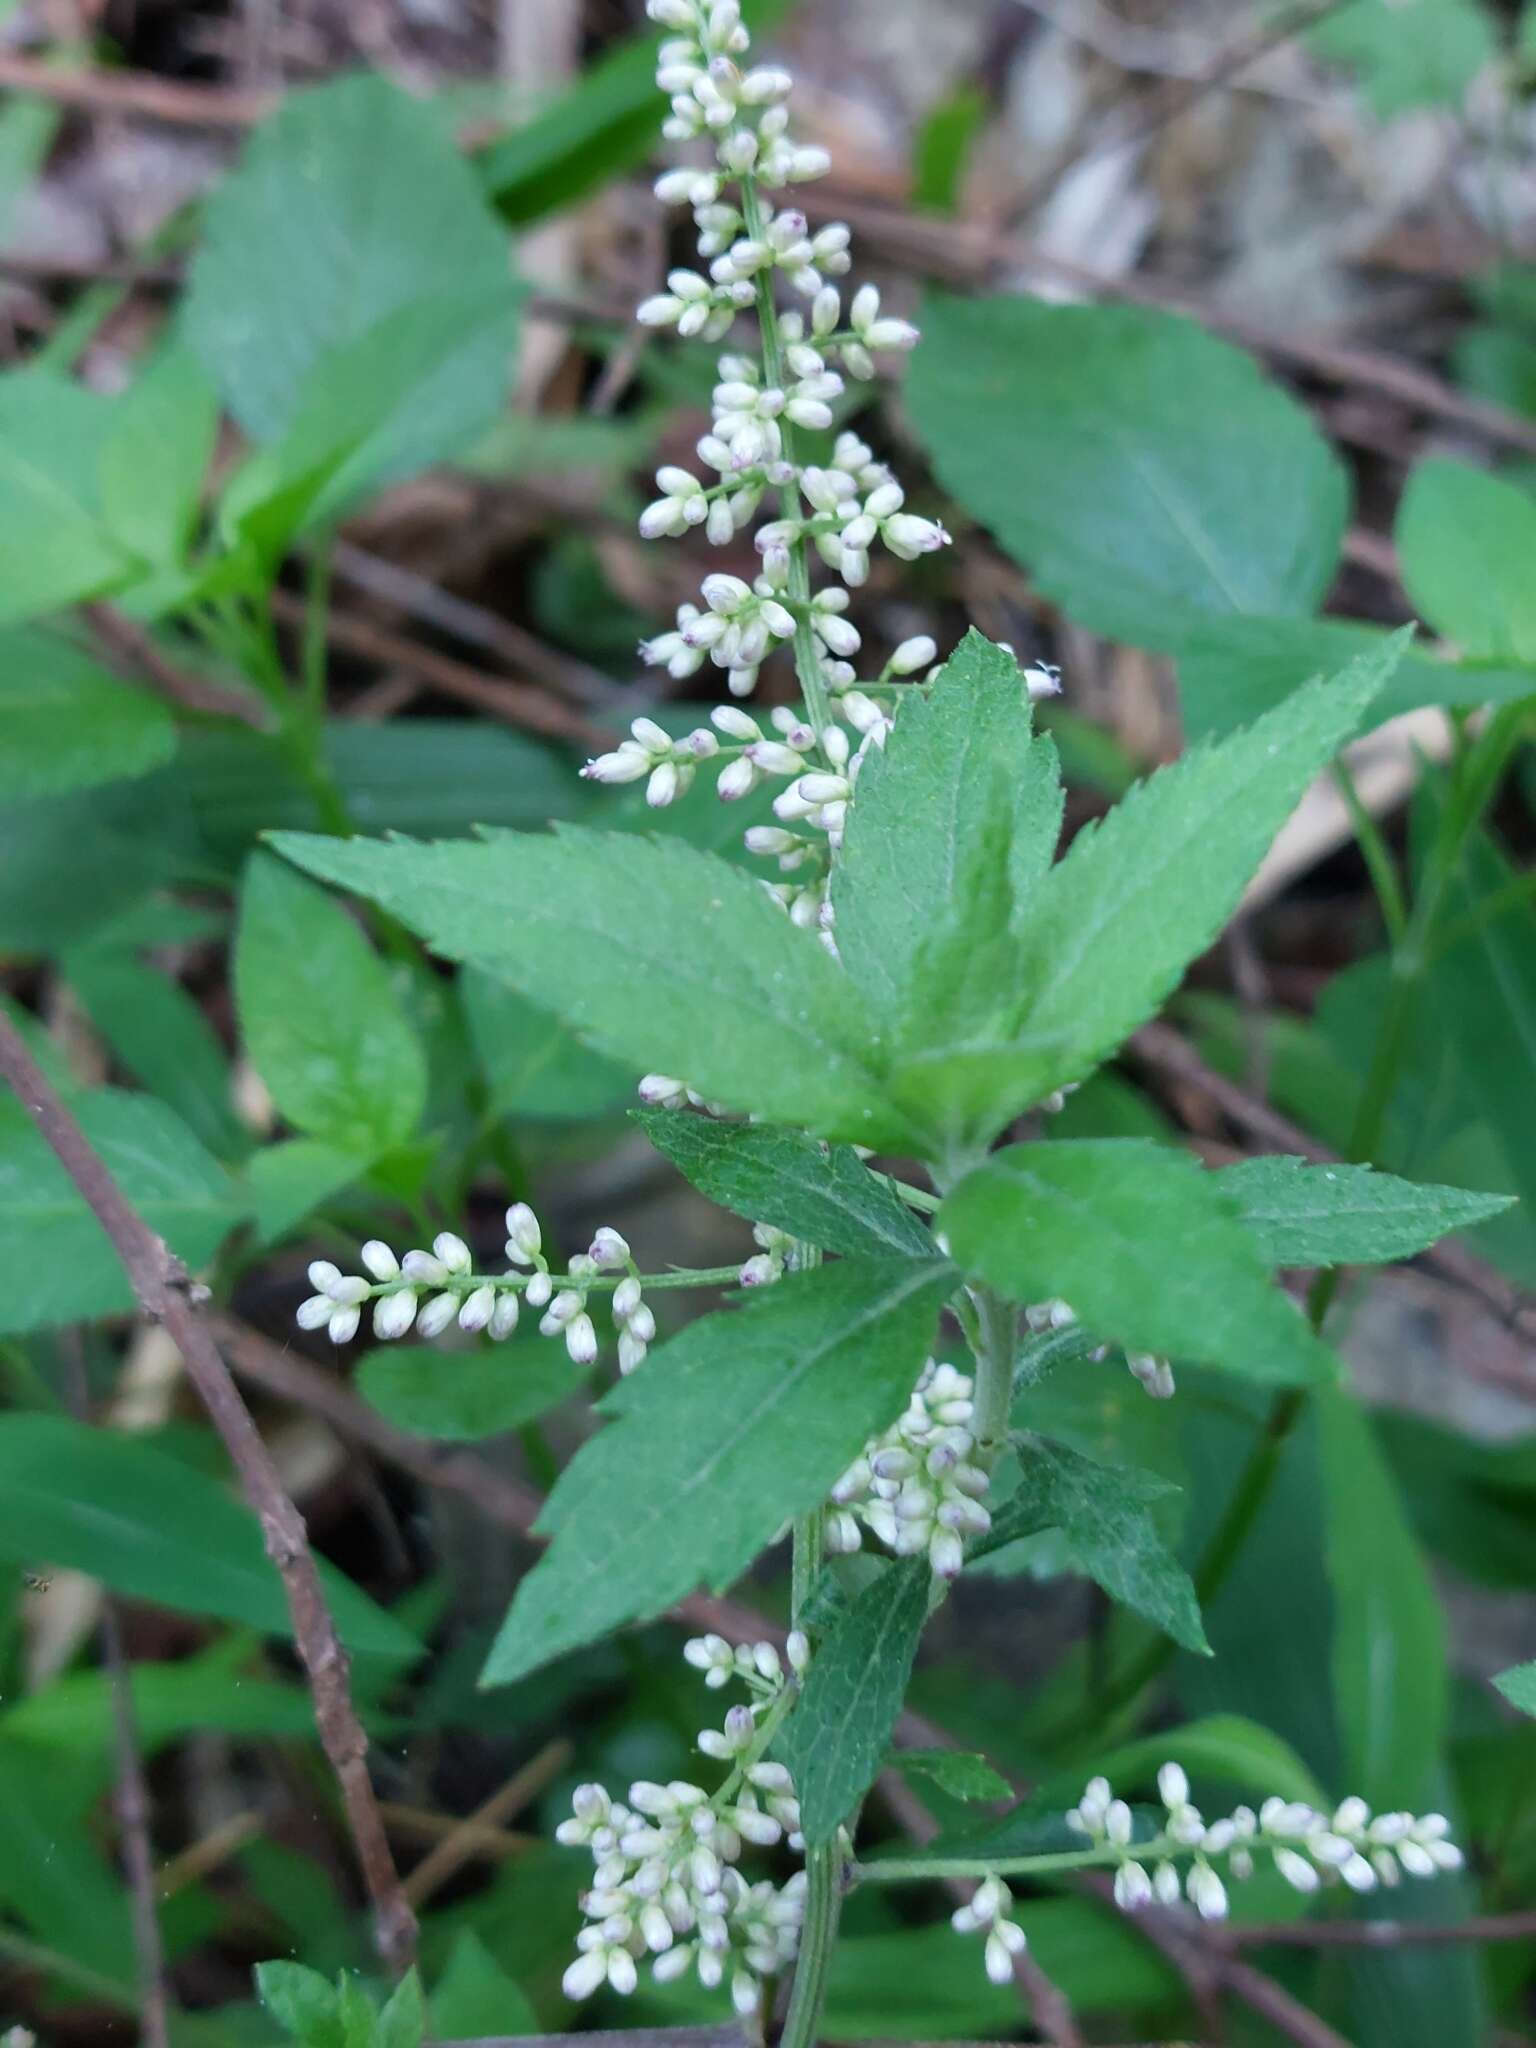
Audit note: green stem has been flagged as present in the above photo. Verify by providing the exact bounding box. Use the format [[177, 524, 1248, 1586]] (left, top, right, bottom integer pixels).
[[970, 1287, 1017, 1470], [781, 1495, 839, 2048], [739, 173, 833, 743]]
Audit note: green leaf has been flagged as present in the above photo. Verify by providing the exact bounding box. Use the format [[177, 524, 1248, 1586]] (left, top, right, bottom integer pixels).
[[887, 1747, 1012, 1803], [65, 946, 244, 1159], [1170, 613, 1531, 743], [356, 1343, 584, 1441], [637, 1109, 934, 1259], [783, 1560, 931, 1845], [377, 1969, 425, 2048], [832, 629, 1061, 1024], [1494, 1661, 1536, 1717], [269, 827, 907, 1148], [890, 643, 1398, 1143], [430, 1931, 537, 2039], [986, 1437, 1209, 1652], [1215, 1156, 1514, 1268], [479, 1258, 954, 1686], [246, 1137, 370, 1247], [0, 371, 134, 622], [461, 965, 634, 1122], [1319, 1389, 1447, 1806], [0, 629, 176, 801], [1, 1645, 316, 1762], [0, 1089, 241, 1335], [1397, 459, 1536, 664], [235, 852, 426, 1156], [0, 1742, 137, 1986], [907, 295, 1347, 651], [1033, 1714, 1327, 1813], [99, 341, 219, 566], [942, 1139, 1337, 1386], [257, 1962, 345, 2048], [185, 75, 517, 446], [1310, 0, 1497, 116], [0, 1414, 418, 1658], [913, 84, 987, 214]]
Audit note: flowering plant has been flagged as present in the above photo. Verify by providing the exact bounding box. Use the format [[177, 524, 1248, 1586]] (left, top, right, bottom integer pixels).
[[256, 5, 1509, 2039]]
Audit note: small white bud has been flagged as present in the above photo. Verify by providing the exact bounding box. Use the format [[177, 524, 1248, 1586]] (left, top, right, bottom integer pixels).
[[372, 1290, 418, 1340], [889, 634, 937, 676], [589, 1227, 630, 1270], [488, 1292, 520, 1340], [326, 1304, 361, 1345], [458, 1285, 497, 1333], [566, 1314, 599, 1366], [416, 1293, 460, 1339], [359, 1241, 399, 1282]]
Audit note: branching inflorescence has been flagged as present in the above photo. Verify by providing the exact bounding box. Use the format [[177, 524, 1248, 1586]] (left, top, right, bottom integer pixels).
[[291, 0, 1465, 2021]]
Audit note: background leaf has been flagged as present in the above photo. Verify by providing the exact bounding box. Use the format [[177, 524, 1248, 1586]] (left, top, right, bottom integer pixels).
[[0, 630, 176, 801], [0, 1414, 418, 1657], [356, 1343, 584, 1441], [1397, 459, 1536, 664], [235, 852, 427, 1157], [0, 1089, 241, 1334], [1215, 1156, 1513, 1268], [908, 295, 1347, 651], [0, 371, 134, 622]]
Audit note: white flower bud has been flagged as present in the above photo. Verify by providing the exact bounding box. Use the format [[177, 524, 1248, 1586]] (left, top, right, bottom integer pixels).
[[638, 1073, 690, 1109], [416, 1293, 459, 1339], [566, 1314, 599, 1366], [326, 1304, 361, 1345], [402, 1249, 449, 1287], [561, 1949, 608, 2001], [1186, 1862, 1228, 1920], [433, 1232, 472, 1274], [373, 1290, 418, 1340], [359, 1241, 399, 1282], [459, 1285, 497, 1333], [488, 1292, 520, 1340], [889, 634, 937, 676], [589, 1227, 630, 1270], [1158, 1762, 1190, 1812], [296, 1294, 334, 1331]]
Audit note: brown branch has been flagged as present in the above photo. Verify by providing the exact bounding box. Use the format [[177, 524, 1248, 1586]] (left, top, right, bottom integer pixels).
[[812, 191, 1536, 466], [1231, 1910, 1536, 1950], [267, 591, 610, 749], [0, 1015, 417, 1975], [402, 1739, 573, 1909], [0, 52, 278, 125], [84, 604, 271, 731]]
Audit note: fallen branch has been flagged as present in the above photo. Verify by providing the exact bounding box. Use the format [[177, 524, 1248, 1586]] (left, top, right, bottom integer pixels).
[[0, 52, 276, 125], [0, 1014, 417, 1975]]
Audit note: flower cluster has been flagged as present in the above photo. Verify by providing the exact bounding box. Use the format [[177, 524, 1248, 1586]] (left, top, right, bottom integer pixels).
[[1072, 1763, 1463, 1926], [1025, 1297, 1175, 1401], [950, 1875, 1029, 1986], [825, 1361, 992, 1580], [557, 1634, 810, 2016], [295, 1208, 656, 1373], [575, 0, 972, 926]]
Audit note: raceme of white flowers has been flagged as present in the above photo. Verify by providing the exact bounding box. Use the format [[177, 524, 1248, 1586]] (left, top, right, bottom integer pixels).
[[577, 0, 1058, 945], [949, 1765, 1462, 1992], [826, 1360, 992, 1580], [1025, 1295, 1176, 1401], [556, 1634, 812, 2015], [295, 1206, 662, 1374]]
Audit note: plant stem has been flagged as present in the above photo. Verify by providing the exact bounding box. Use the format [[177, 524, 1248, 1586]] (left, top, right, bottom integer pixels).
[[970, 1287, 1018, 1469], [739, 173, 833, 742]]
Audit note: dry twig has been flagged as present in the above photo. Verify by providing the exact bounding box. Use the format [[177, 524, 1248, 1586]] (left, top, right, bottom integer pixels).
[[0, 1014, 418, 1974]]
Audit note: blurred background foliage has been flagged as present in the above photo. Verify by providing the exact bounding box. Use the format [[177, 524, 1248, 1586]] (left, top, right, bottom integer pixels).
[[1, 0, 1536, 2043]]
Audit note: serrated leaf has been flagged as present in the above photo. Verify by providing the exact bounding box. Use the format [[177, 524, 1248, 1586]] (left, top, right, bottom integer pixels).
[[941, 1139, 1337, 1386], [832, 629, 1062, 1023], [479, 1259, 954, 1686], [235, 852, 426, 1156], [0, 630, 176, 802], [269, 827, 909, 1148], [1494, 1662, 1536, 1717], [889, 643, 1398, 1145], [887, 1748, 1012, 1803], [1397, 459, 1536, 664], [1215, 1156, 1514, 1268], [982, 1436, 1209, 1652], [0, 1414, 418, 1658], [783, 1559, 931, 1845], [637, 1110, 933, 1259], [0, 1089, 242, 1334], [908, 296, 1348, 651], [185, 75, 516, 446], [1319, 1390, 1446, 1806], [356, 1343, 584, 1441]]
